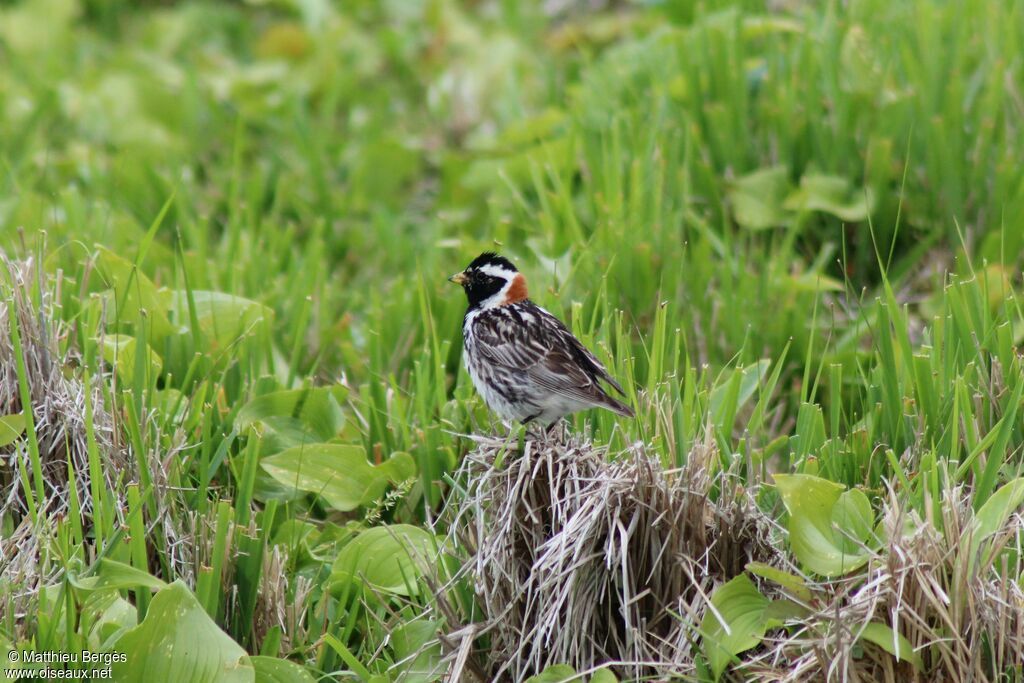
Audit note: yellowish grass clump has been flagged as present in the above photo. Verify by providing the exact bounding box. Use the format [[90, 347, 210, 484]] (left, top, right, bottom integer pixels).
[[440, 431, 782, 680]]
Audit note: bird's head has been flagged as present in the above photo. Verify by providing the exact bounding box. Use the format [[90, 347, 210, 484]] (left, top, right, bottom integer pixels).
[[449, 252, 529, 309]]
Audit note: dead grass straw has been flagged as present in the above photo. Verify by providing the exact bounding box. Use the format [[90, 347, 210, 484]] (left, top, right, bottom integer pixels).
[[438, 431, 782, 681], [0, 254, 131, 636]]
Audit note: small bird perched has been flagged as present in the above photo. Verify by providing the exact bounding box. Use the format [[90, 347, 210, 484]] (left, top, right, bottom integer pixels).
[[449, 252, 634, 427]]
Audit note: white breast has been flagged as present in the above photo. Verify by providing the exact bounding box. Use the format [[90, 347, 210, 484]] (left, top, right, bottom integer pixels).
[[462, 309, 534, 422]]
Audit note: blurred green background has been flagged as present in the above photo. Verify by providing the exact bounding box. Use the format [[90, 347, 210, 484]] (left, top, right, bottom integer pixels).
[[4, 0, 1022, 387]]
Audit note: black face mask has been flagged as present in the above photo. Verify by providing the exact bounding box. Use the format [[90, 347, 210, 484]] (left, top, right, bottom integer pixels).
[[461, 270, 506, 308]]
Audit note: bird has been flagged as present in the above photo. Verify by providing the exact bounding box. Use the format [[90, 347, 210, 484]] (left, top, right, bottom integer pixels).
[[448, 252, 634, 428]]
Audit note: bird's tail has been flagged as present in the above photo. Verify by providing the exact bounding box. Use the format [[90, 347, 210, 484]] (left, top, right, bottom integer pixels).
[[599, 393, 635, 418]]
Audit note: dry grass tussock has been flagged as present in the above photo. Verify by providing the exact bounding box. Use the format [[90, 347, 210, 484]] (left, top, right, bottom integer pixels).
[[0, 255, 129, 520], [0, 253, 291, 646], [436, 431, 784, 681], [0, 255, 129, 632], [427, 431, 1024, 683]]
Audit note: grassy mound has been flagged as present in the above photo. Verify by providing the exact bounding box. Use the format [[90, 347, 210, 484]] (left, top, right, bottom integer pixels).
[[443, 433, 779, 680], [436, 433, 1024, 681]]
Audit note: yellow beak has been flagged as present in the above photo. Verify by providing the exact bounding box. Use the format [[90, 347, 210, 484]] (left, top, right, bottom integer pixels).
[[448, 272, 468, 285]]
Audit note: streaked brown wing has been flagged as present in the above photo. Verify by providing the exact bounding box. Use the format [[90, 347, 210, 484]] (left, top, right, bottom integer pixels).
[[471, 304, 620, 407], [534, 307, 626, 396]]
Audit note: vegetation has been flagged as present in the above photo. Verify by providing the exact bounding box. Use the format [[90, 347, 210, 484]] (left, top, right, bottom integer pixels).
[[2, 0, 1024, 680]]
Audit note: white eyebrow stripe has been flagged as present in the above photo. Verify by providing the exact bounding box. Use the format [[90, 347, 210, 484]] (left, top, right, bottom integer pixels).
[[478, 264, 516, 279]]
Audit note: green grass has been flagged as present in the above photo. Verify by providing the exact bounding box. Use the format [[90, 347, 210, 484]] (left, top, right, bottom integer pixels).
[[2, 0, 1024, 680]]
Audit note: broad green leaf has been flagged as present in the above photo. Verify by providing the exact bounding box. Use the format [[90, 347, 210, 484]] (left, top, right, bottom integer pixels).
[[306, 521, 358, 563], [971, 477, 1024, 569], [590, 668, 619, 683], [329, 524, 438, 597], [253, 467, 309, 505], [112, 581, 254, 683], [745, 562, 812, 603], [831, 489, 875, 554], [700, 574, 770, 680], [270, 519, 319, 549], [763, 598, 808, 626], [153, 388, 187, 424], [0, 413, 26, 448], [249, 656, 316, 683], [390, 620, 443, 682], [783, 173, 874, 222], [261, 444, 415, 511], [773, 474, 871, 576], [525, 664, 577, 683], [727, 166, 793, 230], [168, 290, 272, 348], [36, 585, 69, 636], [236, 387, 347, 454], [858, 622, 922, 671], [80, 590, 137, 652], [100, 334, 163, 381], [71, 558, 168, 592], [94, 246, 174, 339]]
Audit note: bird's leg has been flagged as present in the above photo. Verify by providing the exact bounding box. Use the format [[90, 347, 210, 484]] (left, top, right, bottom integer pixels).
[[520, 413, 545, 442], [544, 419, 567, 444], [528, 423, 548, 442]]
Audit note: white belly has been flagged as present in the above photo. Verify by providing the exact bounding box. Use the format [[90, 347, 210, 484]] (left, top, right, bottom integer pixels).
[[462, 308, 593, 425], [463, 350, 590, 425]]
